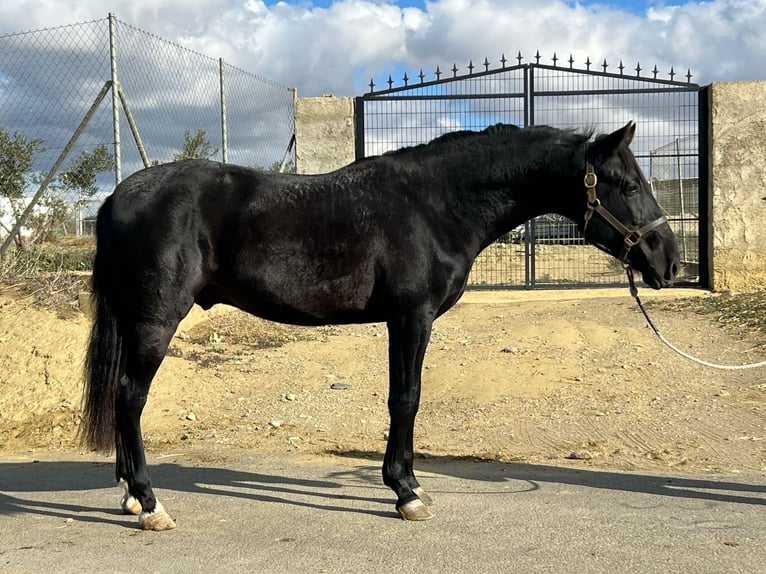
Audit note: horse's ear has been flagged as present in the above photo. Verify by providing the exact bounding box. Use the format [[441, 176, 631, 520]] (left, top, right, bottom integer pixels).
[[590, 121, 636, 160], [622, 121, 636, 145]]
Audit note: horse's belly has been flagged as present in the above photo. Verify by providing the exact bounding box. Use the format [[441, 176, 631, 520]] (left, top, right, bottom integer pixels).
[[215, 267, 381, 326]]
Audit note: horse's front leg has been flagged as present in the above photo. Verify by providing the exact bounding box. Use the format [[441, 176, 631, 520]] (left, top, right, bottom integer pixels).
[[384, 311, 435, 521]]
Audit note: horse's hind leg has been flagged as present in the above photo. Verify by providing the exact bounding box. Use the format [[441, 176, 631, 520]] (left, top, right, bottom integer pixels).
[[115, 320, 179, 530], [383, 311, 435, 521]]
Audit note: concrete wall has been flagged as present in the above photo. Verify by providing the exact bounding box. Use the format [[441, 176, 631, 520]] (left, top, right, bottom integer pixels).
[[294, 95, 355, 175], [710, 81, 766, 291]]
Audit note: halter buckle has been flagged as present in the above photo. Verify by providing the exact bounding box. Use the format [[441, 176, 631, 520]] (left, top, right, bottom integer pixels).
[[583, 171, 597, 189], [623, 230, 642, 248]]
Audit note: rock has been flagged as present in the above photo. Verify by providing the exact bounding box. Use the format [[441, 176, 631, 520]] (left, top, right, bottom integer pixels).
[[269, 419, 283, 428], [501, 346, 519, 354], [566, 450, 593, 460], [330, 382, 350, 390], [78, 292, 94, 317], [185, 412, 197, 422], [208, 332, 223, 344]]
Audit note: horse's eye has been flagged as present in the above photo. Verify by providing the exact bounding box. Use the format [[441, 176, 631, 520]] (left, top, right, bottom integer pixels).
[[624, 185, 640, 197]]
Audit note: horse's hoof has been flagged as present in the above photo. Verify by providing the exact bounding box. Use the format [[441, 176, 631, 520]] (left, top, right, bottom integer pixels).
[[397, 499, 434, 521], [118, 479, 142, 515], [413, 486, 434, 506], [120, 493, 143, 515], [139, 503, 176, 531]]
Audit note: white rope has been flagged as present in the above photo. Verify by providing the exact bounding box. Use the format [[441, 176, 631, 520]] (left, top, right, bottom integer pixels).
[[646, 321, 766, 370], [628, 269, 766, 370]]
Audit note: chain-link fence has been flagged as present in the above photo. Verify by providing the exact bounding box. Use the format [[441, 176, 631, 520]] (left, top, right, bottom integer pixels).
[[0, 13, 295, 253]]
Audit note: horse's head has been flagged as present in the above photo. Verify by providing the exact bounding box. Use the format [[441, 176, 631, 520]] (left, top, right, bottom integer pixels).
[[580, 122, 680, 289]]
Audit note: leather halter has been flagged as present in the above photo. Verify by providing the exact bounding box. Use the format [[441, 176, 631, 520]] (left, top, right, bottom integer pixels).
[[581, 163, 668, 263]]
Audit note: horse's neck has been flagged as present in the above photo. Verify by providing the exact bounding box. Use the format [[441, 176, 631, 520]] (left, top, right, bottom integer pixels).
[[433, 142, 583, 250]]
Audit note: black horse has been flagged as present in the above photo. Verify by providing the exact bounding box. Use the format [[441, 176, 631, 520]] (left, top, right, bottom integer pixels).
[[82, 121, 679, 529]]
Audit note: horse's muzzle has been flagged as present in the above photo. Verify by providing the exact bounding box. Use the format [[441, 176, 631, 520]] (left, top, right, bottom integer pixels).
[[633, 238, 680, 290]]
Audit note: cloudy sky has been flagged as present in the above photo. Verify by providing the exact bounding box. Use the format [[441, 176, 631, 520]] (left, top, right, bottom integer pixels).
[[1, 0, 764, 96]]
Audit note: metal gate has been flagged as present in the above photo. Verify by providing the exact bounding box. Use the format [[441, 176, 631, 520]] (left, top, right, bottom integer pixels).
[[354, 52, 705, 288]]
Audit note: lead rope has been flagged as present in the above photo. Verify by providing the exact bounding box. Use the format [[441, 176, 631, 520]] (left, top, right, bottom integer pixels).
[[625, 267, 766, 370]]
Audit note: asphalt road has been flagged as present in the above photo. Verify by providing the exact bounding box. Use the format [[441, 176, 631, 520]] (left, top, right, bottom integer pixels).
[[1, 451, 764, 573]]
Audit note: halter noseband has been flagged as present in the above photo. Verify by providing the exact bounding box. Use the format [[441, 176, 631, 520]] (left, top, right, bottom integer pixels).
[[581, 163, 668, 263]]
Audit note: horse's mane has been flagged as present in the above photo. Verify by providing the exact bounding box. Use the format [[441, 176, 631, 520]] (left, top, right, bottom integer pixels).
[[383, 123, 593, 157]]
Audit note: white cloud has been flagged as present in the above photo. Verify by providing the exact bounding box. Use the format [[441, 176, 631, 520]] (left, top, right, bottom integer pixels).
[[1, 0, 764, 93]]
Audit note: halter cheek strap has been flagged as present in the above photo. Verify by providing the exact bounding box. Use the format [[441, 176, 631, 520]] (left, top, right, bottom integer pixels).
[[582, 163, 668, 263]]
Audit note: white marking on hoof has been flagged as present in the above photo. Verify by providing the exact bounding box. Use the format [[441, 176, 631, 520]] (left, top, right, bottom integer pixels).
[[119, 479, 142, 515], [397, 498, 434, 521], [413, 486, 434, 506], [139, 502, 177, 531]]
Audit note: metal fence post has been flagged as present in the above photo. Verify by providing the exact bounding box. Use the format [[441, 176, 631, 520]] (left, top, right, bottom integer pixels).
[[220, 58, 228, 163], [353, 97, 365, 160], [108, 12, 122, 184]]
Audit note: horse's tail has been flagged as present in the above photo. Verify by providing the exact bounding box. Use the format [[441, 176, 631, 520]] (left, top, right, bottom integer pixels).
[[80, 197, 122, 452]]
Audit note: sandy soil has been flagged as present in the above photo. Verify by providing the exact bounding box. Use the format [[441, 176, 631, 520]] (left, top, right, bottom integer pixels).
[[0, 286, 764, 476]]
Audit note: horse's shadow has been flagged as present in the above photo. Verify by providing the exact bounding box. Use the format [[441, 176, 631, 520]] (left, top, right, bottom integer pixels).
[[331, 451, 766, 506], [1, 453, 764, 529], [0, 456, 397, 527]]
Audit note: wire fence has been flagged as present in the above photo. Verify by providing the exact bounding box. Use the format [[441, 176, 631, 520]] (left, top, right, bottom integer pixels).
[[0, 13, 295, 252]]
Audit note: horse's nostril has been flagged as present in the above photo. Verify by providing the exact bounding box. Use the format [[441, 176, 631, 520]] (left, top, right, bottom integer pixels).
[[667, 262, 679, 280]]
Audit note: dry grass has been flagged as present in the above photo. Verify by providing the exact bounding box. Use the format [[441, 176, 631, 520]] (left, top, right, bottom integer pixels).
[[0, 239, 94, 315], [650, 290, 766, 340]]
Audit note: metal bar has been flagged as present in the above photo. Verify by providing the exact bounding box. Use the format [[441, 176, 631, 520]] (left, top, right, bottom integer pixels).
[[646, 152, 698, 158], [634, 152, 698, 161], [531, 63, 700, 88], [533, 87, 699, 97], [524, 67, 535, 289], [522, 65, 529, 127], [698, 85, 713, 289], [676, 138, 688, 261], [108, 12, 121, 184], [363, 64, 527, 97], [353, 96, 366, 160], [278, 134, 295, 173], [528, 65, 534, 126], [219, 58, 228, 163], [116, 83, 149, 168], [0, 81, 113, 256], [362, 92, 526, 103]]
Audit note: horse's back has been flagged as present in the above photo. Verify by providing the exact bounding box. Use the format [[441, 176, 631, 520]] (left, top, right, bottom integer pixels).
[[108, 160, 251, 223]]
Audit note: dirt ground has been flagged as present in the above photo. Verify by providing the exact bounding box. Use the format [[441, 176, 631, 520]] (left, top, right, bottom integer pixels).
[[0, 285, 764, 476]]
